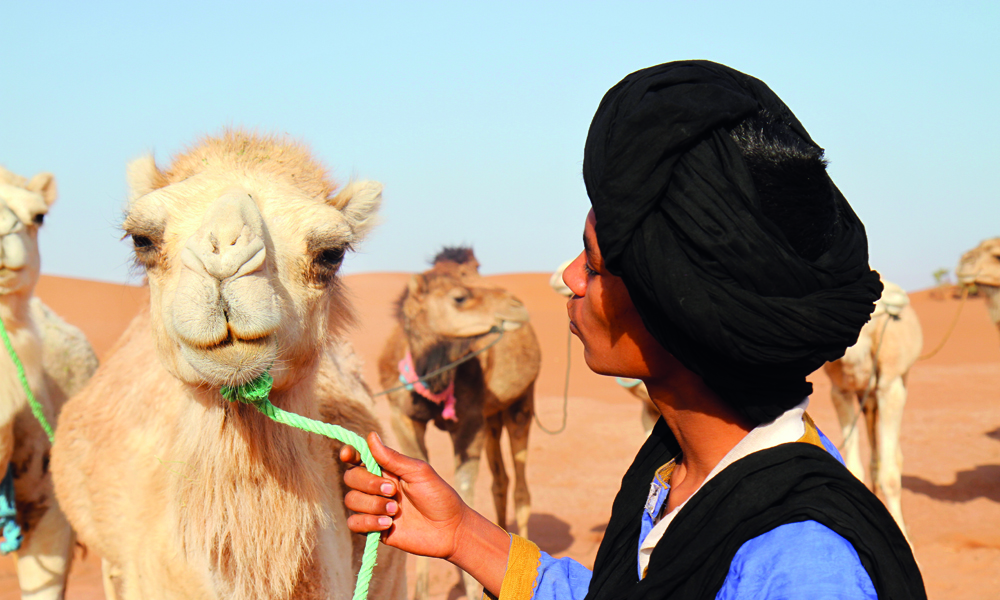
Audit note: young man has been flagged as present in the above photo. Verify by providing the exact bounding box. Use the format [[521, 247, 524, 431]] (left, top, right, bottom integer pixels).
[[342, 61, 925, 599]]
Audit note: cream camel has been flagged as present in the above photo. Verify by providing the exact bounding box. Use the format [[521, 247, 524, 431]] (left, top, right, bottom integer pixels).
[[51, 131, 404, 600], [1, 166, 99, 600], [380, 248, 540, 600], [956, 237, 1000, 339], [824, 279, 922, 537]]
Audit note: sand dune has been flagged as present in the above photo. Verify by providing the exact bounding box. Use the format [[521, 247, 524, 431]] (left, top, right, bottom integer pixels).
[[2, 274, 997, 600]]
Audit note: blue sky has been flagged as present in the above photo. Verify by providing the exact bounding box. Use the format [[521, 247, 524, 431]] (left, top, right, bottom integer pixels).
[[3, 1, 997, 291]]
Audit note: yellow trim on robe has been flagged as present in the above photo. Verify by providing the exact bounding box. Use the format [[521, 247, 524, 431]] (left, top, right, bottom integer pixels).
[[486, 533, 542, 600], [800, 413, 824, 448]]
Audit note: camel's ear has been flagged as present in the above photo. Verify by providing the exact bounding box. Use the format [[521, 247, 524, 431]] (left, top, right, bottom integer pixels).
[[407, 274, 428, 297], [329, 180, 382, 240], [26, 173, 57, 207], [126, 154, 164, 201]]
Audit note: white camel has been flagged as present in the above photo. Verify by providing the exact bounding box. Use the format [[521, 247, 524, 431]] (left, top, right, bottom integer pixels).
[[956, 237, 1000, 340], [824, 279, 922, 537], [0, 166, 99, 600], [51, 131, 405, 600]]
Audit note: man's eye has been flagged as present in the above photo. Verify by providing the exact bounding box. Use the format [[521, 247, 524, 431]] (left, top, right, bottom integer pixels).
[[584, 263, 599, 276]]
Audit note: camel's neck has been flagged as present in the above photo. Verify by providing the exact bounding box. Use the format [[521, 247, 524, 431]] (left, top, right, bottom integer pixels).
[[401, 325, 471, 394], [0, 294, 43, 427], [981, 285, 1000, 327], [171, 382, 332, 600]]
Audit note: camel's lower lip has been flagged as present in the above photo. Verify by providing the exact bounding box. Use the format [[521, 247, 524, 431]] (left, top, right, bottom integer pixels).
[[179, 336, 276, 387]]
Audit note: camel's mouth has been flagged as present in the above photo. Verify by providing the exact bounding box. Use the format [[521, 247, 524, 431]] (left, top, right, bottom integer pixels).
[[179, 334, 276, 388]]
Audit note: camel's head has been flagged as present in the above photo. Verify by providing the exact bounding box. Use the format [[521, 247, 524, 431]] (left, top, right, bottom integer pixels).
[[122, 131, 381, 391], [430, 246, 481, 282], [398, 266, 529, 342], [0, 167, 56, 297], [956, 238, 1000, 289]]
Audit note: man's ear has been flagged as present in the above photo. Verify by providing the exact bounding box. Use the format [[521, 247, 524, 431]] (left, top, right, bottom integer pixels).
[[26, 172, 57, 207], [126, 154, 166, 201], [328, 180, 382, 240]]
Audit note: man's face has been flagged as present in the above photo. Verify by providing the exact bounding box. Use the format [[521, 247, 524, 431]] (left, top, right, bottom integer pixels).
[[563, 210, 675, 379]]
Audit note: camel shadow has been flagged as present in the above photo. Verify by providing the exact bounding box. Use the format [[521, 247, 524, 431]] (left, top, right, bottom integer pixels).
[[527, 513, 574, 555], [986, 426, 1000, 442], [903, 465, 1000, 503]]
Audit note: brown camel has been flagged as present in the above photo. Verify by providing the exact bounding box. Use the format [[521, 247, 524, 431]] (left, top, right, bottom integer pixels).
[[379, 247, 540, 600], [956, 237, 1000, 339], [1, 166, 99, 600], [51, 130, 405, 600], [824, 279, 922, 538]]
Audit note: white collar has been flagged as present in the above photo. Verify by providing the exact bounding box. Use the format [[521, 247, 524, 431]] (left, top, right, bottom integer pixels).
[[637, 398, 810, 575]]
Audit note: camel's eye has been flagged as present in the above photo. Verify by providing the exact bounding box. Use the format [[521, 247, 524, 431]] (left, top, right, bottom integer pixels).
[[32, 213, 45, 226], [127, 232, 161, 269], [316, 247, 346, 268], [451, 290, 470, 307]]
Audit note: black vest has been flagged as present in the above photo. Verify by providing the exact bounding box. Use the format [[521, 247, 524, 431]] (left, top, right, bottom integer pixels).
[[585, 419, 926, 600]]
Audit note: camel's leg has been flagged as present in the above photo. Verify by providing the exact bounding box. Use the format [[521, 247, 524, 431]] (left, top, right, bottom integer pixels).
[[830, 385, 865, 483], [101, 559, 123, 600], [504, 392, 533, 540], [875, 376, 908, 537], [388, 405, 432, 600], [450, 421, 487, 600], [14, 504, 74, 600], [483, 412, 508, 531], [863, 390, 879, 495], [390, 405, 430, 463]]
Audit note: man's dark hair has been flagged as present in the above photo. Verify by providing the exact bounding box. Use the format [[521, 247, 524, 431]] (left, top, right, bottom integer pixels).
[[729, 110, 839, 261]]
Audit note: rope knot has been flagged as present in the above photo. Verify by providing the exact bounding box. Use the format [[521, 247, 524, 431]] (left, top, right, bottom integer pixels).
[[220, 371, 274, 406]]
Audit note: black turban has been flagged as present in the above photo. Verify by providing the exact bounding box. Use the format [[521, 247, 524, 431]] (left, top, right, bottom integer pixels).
[[583, 60, 883, 422]]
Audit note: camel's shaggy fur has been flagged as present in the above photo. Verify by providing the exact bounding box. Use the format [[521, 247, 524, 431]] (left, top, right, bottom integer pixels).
[[824, 279, 922, 538], [380, 248, 540, 600], [51, 131, 404, 600], [1, 166, 99, 600]]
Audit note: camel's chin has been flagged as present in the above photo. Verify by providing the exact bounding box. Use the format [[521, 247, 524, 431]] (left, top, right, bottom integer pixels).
[[178, 337, 277, 389], [0, 270, 31, 295]]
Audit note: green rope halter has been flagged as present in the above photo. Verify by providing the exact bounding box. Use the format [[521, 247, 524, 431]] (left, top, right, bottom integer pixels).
[[0, 315, 53, 442], [221, 373, 382, 600]]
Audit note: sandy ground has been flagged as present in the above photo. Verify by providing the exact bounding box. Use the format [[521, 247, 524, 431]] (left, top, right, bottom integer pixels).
[[2, 273, 998, 599]]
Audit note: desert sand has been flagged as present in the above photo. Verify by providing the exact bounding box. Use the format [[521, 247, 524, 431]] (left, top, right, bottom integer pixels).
[[2, 273, 998, 599]]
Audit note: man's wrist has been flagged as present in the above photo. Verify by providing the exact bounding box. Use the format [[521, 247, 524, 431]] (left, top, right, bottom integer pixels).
[[447, 506, 512, 596]]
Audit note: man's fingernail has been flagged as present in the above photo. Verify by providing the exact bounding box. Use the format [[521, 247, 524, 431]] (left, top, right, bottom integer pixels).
[[380, 482, 394, 495], [378, 516, 392, 528], [374, 432, 382, 444], [386, 501, 398, 515]]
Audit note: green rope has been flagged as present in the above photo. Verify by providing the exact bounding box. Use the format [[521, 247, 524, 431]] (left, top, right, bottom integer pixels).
[[221, 373, 382, 600], [0, 316, 53, 443]]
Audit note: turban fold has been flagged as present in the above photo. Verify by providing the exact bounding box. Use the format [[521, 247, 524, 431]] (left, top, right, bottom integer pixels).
[[583, 61, 883, 422]]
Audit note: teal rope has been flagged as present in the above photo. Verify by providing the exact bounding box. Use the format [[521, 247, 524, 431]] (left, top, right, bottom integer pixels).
[[1, 462, 22, 554], [615, 377, 642, 389], [0, 315, 54, 442], [221, 373, 382, 600]]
